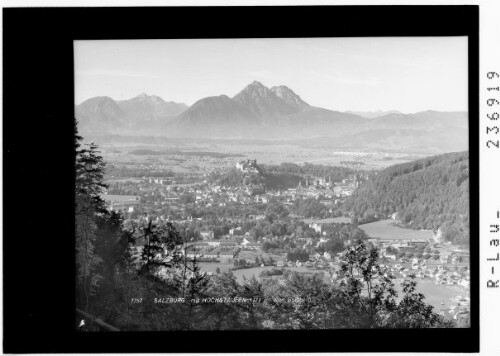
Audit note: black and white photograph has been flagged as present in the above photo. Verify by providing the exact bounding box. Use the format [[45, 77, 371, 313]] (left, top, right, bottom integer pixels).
[[4, 3, 490, 354], [74, 37, 471, 331]]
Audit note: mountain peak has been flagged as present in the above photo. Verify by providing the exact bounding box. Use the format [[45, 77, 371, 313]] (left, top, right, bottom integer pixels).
[[239, 80, 270, 94], [78, 96, 122, 110], [270, 85, 309, 108], [233, 81, 303, 118], [76, 96, 125, 127], [249, 80, 266, 87], [126, 93, 173, 106], [234, 81, 272, 102], [133, 92, 164, 100], [96, 92, 189, 119]]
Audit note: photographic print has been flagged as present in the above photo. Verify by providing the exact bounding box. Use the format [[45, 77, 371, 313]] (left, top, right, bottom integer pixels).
[[74, 37, 470, 331]]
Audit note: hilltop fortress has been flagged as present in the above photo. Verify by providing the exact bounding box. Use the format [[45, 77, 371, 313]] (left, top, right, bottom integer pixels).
[[236, 159, 259, 174]]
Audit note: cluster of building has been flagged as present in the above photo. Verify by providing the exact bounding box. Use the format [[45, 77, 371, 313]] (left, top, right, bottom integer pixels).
[[236, 159, 259, 173], [101, 155, 372, 226], [383, 260, 470, 287], [295, 173, 365, 197], [102, 194, 140, 213], [102, 170, 361, 221], [277, 251, 340, 268], [147, 177, 176, 185]]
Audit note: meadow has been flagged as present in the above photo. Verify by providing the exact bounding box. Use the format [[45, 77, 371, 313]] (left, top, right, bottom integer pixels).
[[101, 194, 140, 203], [358, 219, 434, 241], [99, 140, 417, 173], [301, 216, 351, 224]]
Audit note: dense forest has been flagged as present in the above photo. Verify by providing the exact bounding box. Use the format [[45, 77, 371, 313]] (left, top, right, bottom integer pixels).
[[210, 168, 301, 191], [262, 162, 358, 182], [129, 149, 245, 158], [291, 197, 332, 218], [105, 164, 176, 178], [344, 151, 469, 245], [75, 120, 454, 330]]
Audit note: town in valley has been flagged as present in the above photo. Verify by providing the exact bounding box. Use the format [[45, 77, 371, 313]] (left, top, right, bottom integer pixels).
[[75, 38, 470, 330], [98, 142, 470, 325]]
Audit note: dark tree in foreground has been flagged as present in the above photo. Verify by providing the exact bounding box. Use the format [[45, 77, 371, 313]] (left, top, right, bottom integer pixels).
[[136, 220, 185, 278], [178, 258, 211, 330], [75, 120, 108, 313], [386, 276, 455, 328], [339, 239, 454, 328], [339, 239, 397, 327]]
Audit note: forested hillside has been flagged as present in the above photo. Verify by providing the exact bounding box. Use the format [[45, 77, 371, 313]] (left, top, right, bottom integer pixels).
[[262, 162, 356, 181], [345, 151, 469, 245]]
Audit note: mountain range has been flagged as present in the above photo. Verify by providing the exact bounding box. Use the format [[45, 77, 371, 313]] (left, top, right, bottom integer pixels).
[[76, 81, 468, 153], [76, 93, 188, 134]]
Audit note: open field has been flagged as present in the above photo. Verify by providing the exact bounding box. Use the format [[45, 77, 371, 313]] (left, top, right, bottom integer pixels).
[[198, 262, 233, 274], [101, 194, 140, 203], [358, 219, 434, 241], [104, 178, 144, 183], [301, 216, 351, 224], [98, 141, 420, 171]]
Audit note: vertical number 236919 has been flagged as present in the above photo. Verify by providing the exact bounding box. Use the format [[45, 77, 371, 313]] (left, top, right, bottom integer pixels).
[[487, 71, 500, 148]]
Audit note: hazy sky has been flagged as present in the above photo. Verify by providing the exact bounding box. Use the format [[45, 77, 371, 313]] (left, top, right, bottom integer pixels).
[[75, 37, 468, 113]]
